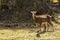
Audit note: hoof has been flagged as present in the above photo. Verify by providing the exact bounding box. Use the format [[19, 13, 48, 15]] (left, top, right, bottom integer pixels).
[[36, 34, 40, 37]]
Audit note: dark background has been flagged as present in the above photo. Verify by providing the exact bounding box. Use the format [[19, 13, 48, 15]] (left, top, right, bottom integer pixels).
[[0, 0, 60, 24]]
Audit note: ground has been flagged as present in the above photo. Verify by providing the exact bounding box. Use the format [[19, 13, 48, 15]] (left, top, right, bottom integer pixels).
[[0, 24, 60, 40]]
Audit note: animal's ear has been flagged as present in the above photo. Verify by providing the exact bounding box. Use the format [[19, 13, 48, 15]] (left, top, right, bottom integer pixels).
[[30, 11, 37, 14]]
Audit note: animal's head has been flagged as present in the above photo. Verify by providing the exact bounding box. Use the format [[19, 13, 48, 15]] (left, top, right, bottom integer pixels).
[[30, 11, 37, 19]]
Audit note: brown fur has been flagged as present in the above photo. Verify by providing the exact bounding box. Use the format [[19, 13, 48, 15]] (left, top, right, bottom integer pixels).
[[31, 11, 54, 32]]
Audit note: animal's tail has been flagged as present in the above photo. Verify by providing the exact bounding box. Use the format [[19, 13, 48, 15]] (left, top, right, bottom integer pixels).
[[52, 17, 60, 24]]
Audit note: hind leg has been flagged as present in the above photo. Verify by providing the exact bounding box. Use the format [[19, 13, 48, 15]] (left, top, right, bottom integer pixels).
[[48, 21, 54, 31]]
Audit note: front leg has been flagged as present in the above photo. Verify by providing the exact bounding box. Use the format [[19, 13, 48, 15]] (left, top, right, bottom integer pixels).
[[36, 23, 42, 33]]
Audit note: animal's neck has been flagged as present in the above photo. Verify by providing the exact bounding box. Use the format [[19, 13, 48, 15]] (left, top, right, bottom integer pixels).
[[32, 13, 36, 19]]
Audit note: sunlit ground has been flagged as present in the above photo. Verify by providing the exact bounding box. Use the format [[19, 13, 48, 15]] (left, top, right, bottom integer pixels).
[[0, 24, 60, 40], [0, 28, 60, 40], [0, 21, 59, 40]]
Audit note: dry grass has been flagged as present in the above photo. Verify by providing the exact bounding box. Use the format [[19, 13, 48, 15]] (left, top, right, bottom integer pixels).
[[0, 21, 59, 40], [0, 27, 60, 40]]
